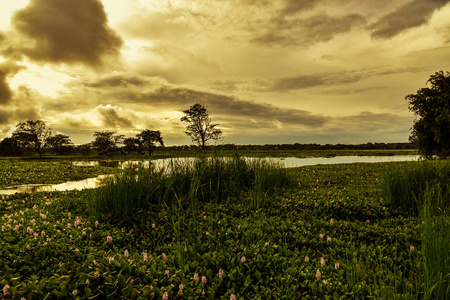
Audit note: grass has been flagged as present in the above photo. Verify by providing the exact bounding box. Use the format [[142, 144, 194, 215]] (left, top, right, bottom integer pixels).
[[382, 159, 450, 215], [91, 155, 292, 220], [0, 158, 448, 299]]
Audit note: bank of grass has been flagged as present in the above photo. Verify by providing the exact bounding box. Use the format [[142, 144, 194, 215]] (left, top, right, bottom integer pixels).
[[0, 160, 447, 299]]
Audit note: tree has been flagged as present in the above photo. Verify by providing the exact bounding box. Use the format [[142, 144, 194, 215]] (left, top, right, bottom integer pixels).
[[180, 103, 222, 153], [0, 137, 23, 156], [137, 130, 165, 155], [12, 120, 52, 158], [406, 71, 450, 158], [46, 134, 73, 155], [92, 131, 124, 156]]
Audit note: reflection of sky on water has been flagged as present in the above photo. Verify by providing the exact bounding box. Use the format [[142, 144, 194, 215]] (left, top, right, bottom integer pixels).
[[1, 155, 420, 195]]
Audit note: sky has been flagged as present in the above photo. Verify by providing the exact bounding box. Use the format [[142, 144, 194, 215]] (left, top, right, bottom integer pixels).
[[0, 0, 450, 146]]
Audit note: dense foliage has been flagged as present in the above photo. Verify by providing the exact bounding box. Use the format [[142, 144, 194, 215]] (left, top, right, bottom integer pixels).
[[406, 71, 450, 158]]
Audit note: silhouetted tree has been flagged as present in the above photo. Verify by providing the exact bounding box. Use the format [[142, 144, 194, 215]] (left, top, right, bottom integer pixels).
[[180, 103, 222, 153], [137, 130, 165, 155], [92, 131, 124, 156], [0, 137, 23, 156], [123, 137, 141, 154], [12, 120, 51, 158], [46, 134, 73, 155], [406, 71, 450, 158]]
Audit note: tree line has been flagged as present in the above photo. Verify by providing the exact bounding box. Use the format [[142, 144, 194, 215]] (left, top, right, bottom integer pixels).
[[0, 103, 222, 157]]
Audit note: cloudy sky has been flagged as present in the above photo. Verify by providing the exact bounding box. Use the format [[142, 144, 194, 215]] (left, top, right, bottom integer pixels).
[[1, 0, 449, 146]]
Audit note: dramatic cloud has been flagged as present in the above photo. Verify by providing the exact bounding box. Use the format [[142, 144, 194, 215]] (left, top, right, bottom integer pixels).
[[368, 0, 450, 39], [252, 13, 366, 47], [11, 0, 123, 68], [280, 0, 320, 16], [0, 61, 25, 104], [115, 86, 327, 127], [95, 104, 134, 128]]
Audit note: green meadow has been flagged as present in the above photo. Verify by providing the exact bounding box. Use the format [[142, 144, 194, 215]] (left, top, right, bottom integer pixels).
[[0, 157, 448, 299]]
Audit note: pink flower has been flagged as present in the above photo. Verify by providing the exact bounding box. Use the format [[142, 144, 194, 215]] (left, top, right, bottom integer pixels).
[[319, 234, 324, 240], [162, 292, 169, 300], [107, 236, 113, 244], [366, 220, 370, 224], [194, 273, 199, 281], [86, 279, 90, 286], [143, 252, 148, 261], [323, 280, 327, 284], [162, 253, 167, 262], [335, 262, 340, 269], [124, 249, 129, 257], [165, 270, 170, 277], [152, 223, 156, 229], [410, 245, 415, 251], [75, 248, 80, 254], [129, 279, 134, 286], [107, 256, 114, 264], [330, 218, 335, 224], [218, 269, 224, 278], [95, 220, 99, 227], [68, 212, 71, 219], [202, 276, 207, 284], [67, 223, 71, 229], [265, 242, 269, 246], [72, 289, 78, 296], [327, 236, 331, 242], [93, 260, 99, 267], [320, 257, 326, 266], [179, 284, 184, 290], [305, 256, 310, 263], [241, 256, 246, 263], [94, 271, 99, 278], [3, 284, 10, 296], [316, 269, 322, 279], [230, 294, 236, 300]]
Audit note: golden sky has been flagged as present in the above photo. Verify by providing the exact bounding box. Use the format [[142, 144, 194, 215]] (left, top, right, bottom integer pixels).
[[1, 0, 450, 145]]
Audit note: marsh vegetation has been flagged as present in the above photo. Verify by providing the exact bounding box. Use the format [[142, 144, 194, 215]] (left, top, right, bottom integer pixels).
[[0, 157, 448, 299]]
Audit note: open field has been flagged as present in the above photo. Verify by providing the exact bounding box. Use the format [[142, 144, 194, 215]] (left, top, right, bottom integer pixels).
[[0, 157, 448, 299]]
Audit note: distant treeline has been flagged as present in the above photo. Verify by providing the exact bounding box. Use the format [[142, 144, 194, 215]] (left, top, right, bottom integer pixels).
[[163, 142, 415, 152]]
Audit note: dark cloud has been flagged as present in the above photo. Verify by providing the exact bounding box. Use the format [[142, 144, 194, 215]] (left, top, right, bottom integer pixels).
[[11, 0, 123, 68], [252, 13, 366, 47], [115, 86, 327, 127], [271, 67, 428, 91], [368, 0, 450, 39], [86, 75, 147, 88], [96, 105, 134, 128], [280, 0, 320, 16], [336, 111, 413, 133], [0, 110, 11, 125], [0, 61, 25, 104]]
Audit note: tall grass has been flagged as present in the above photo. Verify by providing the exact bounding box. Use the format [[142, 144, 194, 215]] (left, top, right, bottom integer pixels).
[[383, 160, 450, 299], [382, 160, 450, 215], [91, 155, 292, 218]]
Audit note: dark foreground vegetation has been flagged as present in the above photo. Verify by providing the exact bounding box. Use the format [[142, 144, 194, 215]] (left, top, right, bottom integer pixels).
[[0, 157, 448, 299]]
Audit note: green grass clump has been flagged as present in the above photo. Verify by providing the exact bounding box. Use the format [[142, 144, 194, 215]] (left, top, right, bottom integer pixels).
[[382, 160, 450, 215], [92, 155, 292, 219]]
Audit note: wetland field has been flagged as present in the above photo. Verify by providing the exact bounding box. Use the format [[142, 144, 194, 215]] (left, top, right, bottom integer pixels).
[[0, 155, 448, 299]]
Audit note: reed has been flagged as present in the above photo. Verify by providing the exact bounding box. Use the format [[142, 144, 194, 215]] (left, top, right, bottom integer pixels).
[[382, 160, 450, 215], [91, 155, 292, 218]]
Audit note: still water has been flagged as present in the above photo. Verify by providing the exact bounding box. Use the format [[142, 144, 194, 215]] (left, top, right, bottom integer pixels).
[[0, 155, 420, 195]]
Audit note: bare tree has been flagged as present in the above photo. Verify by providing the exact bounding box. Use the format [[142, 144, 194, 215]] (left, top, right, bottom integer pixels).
[[12, 120, 52, 158], [180, 103, 222, 153]]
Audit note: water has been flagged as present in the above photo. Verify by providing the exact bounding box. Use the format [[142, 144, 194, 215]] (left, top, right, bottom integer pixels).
[[1, 155, 420, 195]]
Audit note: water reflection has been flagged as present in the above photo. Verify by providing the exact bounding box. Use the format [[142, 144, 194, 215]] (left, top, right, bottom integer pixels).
[[1, 155, 420, 195], [69, 155, 420, 169], [0, 174, 114, 195]]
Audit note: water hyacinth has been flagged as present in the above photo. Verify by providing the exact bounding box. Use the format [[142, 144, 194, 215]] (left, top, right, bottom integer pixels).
[[316, 269, 322, 279], [230, 294, 236, 300], [3, 284, 10, 296], [124, 249, 129, 257], [202, 276, 207, 284], [162, 292, 169, 300], [107, 235, 113, 244], [320, 257, 326, 266]]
